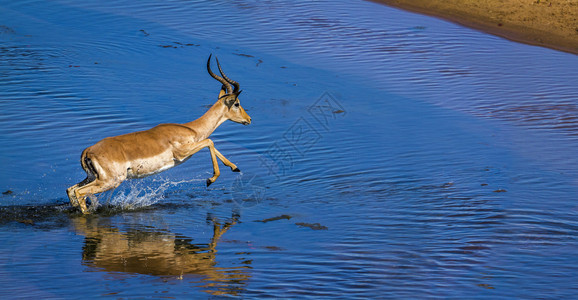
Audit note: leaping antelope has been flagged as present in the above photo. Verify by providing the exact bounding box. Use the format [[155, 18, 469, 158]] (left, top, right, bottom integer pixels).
[[67, 55, 251, 214]]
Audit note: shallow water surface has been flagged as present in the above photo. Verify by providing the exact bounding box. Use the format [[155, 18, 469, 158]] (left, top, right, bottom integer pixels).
[[1, 0, 578, 298]]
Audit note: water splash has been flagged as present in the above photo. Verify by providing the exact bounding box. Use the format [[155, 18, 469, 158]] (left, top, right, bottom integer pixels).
[[90, 178, 202, 212]]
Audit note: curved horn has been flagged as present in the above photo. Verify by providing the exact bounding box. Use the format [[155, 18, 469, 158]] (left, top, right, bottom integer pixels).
[[216, 57, 240, 93], [207, 54, 232, 94]]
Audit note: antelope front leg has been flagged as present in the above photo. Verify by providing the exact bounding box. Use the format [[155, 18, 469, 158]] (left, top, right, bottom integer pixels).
[[213, 148, 240, 172], [175, 139, 238, 187], [206, 140, 220, 187]]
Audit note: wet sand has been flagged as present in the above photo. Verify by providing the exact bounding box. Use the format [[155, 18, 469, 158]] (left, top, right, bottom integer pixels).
[[374, 0, 578, 54]]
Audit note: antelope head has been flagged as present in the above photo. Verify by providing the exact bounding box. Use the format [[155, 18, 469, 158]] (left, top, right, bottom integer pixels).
[[207, 55, 252, 125]]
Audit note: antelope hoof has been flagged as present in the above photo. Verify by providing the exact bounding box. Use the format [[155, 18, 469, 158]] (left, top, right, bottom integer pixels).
[[67, 189, 79, 207], [232, 167, 240, 172], [206, 179, 213, 187], [68, 195, 79, 207], [79, 205, 91, 215]]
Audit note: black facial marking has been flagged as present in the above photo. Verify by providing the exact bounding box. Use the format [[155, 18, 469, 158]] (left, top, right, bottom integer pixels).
[[224, 98, 236, 109]]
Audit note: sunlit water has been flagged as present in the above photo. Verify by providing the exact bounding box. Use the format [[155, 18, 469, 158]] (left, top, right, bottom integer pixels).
[[1, 0, 578, 298]]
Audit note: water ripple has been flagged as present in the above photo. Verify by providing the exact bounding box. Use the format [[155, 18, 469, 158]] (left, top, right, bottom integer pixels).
[[1, 0, 578, 298]]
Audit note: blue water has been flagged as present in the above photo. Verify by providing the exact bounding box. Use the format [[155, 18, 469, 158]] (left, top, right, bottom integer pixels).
[[1, 0, 578, 298]]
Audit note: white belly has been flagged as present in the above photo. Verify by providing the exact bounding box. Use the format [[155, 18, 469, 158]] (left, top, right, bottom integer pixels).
[[126, 151, 176, 179]]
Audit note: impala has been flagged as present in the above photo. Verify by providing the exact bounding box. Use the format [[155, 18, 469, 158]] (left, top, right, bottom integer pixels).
[[67, 55, 251, 214]]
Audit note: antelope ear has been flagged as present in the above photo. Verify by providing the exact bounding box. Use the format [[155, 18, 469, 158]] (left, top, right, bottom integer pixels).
[[218, 86, 227, 98], [234, 90, 243, 97]]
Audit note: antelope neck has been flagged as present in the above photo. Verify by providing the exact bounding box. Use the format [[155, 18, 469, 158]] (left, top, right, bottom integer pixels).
[[184, 101, 228, 141]]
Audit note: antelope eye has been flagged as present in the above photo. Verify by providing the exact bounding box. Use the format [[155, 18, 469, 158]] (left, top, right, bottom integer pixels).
[[234, 103, 240, 107]]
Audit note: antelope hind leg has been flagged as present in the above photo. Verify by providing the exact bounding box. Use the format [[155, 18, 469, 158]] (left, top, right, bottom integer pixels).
[[74, 179, 119, 214], [67, 174, 98, 208], [67, 184, 81, 207]]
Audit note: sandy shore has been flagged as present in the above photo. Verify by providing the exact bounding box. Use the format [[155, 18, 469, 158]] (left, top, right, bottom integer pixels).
[[373, 0, 578, 54]]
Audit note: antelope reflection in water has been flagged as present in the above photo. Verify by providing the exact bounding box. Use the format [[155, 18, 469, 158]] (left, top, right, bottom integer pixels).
[[71, 215, 249, 296]]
